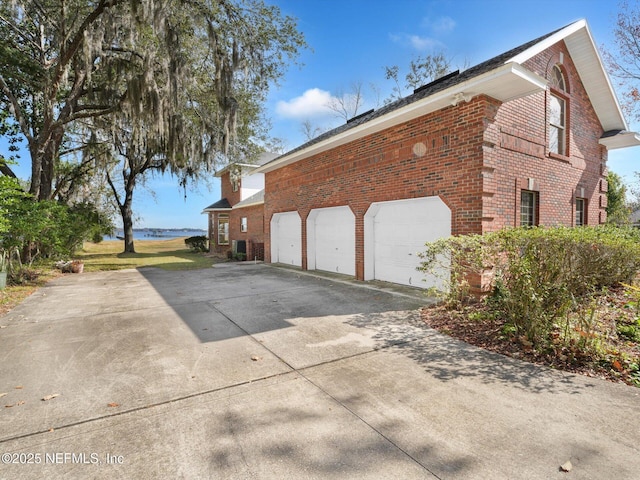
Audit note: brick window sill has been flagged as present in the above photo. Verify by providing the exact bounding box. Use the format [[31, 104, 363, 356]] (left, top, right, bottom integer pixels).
[[548, 152, 571, 164]]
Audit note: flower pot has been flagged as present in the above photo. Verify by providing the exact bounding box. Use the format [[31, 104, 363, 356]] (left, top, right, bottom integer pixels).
[[71, 262, 84, 274]]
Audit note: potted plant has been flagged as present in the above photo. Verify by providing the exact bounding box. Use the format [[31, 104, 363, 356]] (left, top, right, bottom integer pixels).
[[71, 260, 84, 274]]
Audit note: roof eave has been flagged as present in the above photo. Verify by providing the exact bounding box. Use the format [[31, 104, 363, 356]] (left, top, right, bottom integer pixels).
[[256, 63, 546, 174], [214, 163, 261, 177], [201, 207, 232, 214], [232, 200, 264, 210], [599, 131, 640, 150]]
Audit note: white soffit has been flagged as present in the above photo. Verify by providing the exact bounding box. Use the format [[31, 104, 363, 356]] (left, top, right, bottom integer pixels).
[[599, 131, 640, 149], [257, 63, 546, 173], [510, 19, 629, 132]]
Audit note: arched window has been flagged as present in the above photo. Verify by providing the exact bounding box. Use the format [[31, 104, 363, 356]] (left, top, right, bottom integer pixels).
[[550, 65, 566, 91], [549, 65, 567, 156]]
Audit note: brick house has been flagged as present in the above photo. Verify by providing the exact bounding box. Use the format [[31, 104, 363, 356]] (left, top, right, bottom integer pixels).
[[202, 152, 277, 260], [249, 20, 639, 289]]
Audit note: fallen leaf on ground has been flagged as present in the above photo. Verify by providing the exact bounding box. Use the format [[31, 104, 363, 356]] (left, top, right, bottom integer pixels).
[[42, 394, 60, 401], [250, 355, 261, 361], [612, 360, 623, 372], [14, 386, 23, 389], [560, 460, 573, 472], [0, 393, 7, 398], [107, 402, 119, 407]]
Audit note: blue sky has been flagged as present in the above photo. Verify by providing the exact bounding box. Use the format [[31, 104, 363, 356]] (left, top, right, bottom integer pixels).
[[1, 0, 637, 229]]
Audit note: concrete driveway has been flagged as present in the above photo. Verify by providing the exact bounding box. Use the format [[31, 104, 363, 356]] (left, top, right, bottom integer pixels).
[[0, 263, 638, 479]]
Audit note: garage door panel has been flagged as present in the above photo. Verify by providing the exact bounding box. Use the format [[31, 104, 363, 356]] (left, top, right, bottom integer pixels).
[[365, 197, 451, 289], [271, 212, 301, 267], [308, 206, 355, 276]]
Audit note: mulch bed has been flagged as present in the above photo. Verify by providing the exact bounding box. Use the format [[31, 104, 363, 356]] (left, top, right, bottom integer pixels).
[[421, 291, 640, 387]]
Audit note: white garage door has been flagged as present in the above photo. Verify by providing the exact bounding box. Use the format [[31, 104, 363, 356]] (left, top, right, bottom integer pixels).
[[270, 212, 301, 266], [364, 197, 451, 289], [307, 206, 355, 276]]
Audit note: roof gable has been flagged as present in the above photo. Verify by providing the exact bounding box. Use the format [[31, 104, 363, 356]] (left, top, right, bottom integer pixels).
[[508, 19, 627, 133]]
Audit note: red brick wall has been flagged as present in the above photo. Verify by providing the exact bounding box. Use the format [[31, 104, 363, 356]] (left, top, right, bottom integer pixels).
[[264, 40, 608, 279], [229, 204, 265, 259], [264, 97, 493, 275], [220, 171, 242, 207], [486, 40, 607, 230]]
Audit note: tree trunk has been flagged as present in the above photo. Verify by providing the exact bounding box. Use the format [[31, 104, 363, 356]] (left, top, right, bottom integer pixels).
[[120, 182, 136, 254], [29, 127, 64, 201]]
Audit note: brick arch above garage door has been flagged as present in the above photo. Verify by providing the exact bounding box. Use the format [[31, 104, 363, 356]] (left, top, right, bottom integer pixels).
[[364, 196, 451, 289]]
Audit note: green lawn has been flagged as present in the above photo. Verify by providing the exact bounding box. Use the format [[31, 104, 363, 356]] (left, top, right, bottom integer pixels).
[[0, 237, 215, 316], [78, 237, 215, 271]]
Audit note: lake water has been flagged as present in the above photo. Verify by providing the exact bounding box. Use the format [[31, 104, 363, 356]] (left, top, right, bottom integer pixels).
[[103, 229, 207, 241]]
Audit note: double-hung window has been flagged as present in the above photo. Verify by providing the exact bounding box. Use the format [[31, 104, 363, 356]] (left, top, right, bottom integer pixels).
[[549, 65, 568, 156], [520, 190, 538, 227], [549, 94, 566, 155], [575, 198, 586, 226]]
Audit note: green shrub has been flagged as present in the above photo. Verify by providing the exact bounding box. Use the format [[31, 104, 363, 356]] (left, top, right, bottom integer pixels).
[[618, 322, 640, 342], [418, 226, 640, 344], [1, 196, 113, 262], [185, 235, 208, 252]]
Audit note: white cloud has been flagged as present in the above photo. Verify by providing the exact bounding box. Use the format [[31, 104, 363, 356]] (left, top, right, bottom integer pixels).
[[276, 88, 334, 119], [390, 15, 455, 52], [390, 33, 443, 51], [422, 16, 456, 34], [409, 35, 440, 51]]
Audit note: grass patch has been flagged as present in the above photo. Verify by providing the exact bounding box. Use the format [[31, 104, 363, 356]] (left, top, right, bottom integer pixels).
[[0, 267, 62, 316], [0, 237, 216, 316], [78, 237, 216, 271]]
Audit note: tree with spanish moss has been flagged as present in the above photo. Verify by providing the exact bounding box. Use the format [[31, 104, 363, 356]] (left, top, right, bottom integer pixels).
[[0, 0, 306, 252]]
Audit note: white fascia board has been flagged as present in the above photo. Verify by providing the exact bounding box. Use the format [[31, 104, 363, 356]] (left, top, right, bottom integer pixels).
[[201, 207, 231, 213], [232, 200, 264, 210], [564, 27, 629, 131], [214, 163, 261, 177], [509, 19, 587, 64], [599, 132, 640, 150], [257, 63, 546, 174]]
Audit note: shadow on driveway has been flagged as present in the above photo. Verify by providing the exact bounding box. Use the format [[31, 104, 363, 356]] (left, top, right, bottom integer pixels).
[[138, 263, 597, 395], [346, 310, 599, 394], [136, 263, 426, 344]]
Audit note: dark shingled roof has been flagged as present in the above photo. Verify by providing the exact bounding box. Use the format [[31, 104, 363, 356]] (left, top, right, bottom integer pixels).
[[263, 24, 567, 168], [203, 198, 231, 210]]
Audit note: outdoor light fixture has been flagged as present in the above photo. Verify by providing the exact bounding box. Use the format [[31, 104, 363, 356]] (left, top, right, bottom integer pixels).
[[451, 92, 473, 106]]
